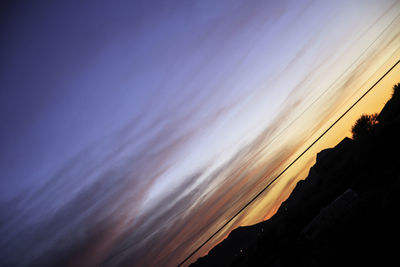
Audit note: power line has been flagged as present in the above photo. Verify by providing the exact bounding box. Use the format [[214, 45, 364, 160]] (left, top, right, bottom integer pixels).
[[178, 59, 400, 266], [247, 11, 400, 159], [100, 11, 400, 267], [177, 11, 400, 265]]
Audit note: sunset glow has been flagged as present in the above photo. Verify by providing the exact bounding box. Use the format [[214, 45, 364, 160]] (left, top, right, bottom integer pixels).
[[1, 1, 400, 266]]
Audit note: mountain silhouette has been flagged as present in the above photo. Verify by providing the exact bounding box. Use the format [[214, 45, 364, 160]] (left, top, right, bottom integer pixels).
[[191, 83, 400, 267]]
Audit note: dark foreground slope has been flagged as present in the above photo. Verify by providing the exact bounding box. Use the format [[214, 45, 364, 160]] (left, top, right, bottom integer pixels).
[[192, 89, 400, 267]]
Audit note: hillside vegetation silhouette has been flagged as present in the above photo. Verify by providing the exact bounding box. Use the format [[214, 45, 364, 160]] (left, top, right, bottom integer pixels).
[[191, 82, 400, 267], [351, 113, 378, 140]]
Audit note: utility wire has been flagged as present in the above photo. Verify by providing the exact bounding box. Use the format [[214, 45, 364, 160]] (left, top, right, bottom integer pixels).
[[178, 11, 400, 265], [178, 58, 400, 266], [101, 11, 400, 267], [246, 11, 400, 159]]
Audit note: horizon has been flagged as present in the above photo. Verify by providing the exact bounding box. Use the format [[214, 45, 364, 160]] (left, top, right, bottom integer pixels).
[[1, 1, 400, 266]]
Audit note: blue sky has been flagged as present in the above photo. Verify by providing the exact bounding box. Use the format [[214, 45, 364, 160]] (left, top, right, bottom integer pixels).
[[1, 0, 400, 266]]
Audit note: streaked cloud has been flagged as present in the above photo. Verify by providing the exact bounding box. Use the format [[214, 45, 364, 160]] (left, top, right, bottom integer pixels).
[[1, 0, 399, 266]]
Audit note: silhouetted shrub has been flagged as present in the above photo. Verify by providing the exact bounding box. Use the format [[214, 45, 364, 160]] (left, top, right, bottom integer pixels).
[[351, 113, 378, 140]]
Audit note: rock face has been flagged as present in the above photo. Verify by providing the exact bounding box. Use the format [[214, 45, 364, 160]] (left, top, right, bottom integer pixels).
[[191, 90, 400, 267]]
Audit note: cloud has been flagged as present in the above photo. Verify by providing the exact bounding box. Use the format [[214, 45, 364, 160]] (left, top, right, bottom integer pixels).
[[1, 1, 399, 267]]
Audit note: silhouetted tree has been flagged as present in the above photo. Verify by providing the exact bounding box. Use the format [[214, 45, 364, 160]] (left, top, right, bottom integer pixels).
[[392, 83, 400, 99], [351, 113, 378, 140]]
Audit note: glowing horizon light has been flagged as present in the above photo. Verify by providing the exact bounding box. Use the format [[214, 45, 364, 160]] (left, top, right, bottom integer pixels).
[[0, 1, 400, 266]]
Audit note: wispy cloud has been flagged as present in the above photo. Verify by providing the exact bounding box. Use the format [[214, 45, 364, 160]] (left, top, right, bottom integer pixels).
[[1, 1, 399, 266]]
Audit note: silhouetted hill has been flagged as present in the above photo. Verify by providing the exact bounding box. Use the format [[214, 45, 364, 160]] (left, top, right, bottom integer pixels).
[[191, 86, 400, 267]]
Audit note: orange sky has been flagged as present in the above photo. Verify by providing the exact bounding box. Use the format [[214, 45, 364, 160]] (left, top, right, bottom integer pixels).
[[181, 23, 400, 267]]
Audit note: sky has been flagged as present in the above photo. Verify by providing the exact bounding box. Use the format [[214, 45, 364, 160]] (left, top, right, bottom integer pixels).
[[1, 0, 400, 266]]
